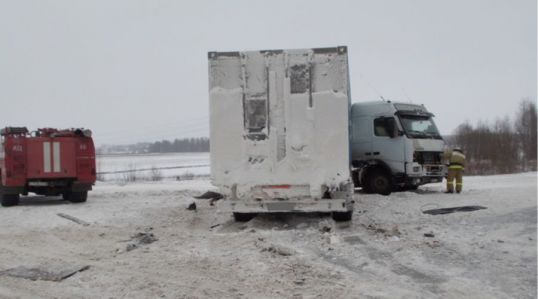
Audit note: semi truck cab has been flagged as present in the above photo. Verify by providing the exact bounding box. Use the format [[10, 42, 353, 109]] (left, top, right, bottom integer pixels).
[[350, 101, 446, 195]]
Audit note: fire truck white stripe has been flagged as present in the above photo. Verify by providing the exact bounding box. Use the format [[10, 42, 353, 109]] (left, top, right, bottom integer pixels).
[[53, 142, 61, 173], [43, 142, 51, 173]]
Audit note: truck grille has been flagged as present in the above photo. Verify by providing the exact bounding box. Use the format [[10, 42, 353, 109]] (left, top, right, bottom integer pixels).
[[417, 151, 442, 165]]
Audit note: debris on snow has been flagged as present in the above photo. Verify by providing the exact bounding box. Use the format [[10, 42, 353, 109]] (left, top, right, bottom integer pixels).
[[366, 224, 401, 237], [0, 264, 90, 281], [424, 240, 441, 248], [262, 244, 296, 257], [194, 191, 223, 199], [424, 232, 435, 238], [125, 229, 158, 252], [422, 206, 487, 215], [56, 213, 90, 226], [194, 191, 223, 206], [294, 278, 306, 285], [186, 202, 197, 211], [255, 237, 296, 257]]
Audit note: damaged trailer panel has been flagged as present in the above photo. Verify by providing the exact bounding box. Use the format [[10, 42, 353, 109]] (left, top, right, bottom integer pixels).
[[208, 46, 353, 221]]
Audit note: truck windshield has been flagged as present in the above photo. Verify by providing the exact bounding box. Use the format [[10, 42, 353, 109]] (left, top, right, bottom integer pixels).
[[398, 115, 442, 139]]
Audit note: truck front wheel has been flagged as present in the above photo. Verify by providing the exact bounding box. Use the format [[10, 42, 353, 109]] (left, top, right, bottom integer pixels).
[[64, 191, 88, 203], [1, 194, 20, 207], [369, 170, 392, 196]]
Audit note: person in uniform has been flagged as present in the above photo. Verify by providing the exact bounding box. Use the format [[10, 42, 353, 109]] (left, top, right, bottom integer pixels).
[[443, 148, 466, 193]]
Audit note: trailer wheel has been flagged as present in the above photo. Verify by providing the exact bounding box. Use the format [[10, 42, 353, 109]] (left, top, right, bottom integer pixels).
[[1, 194, 20, 207], [332, 210, 353, 222], [369, 169, 392, 196], [65, 191, 88, 203], [233, 212, 256, 222]]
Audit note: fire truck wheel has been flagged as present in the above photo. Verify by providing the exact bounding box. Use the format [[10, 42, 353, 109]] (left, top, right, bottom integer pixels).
[[233, 212, 256, 222], [1, 194, 20, 207], [332, 210, 353, 222], [65, 191, 88, 203]]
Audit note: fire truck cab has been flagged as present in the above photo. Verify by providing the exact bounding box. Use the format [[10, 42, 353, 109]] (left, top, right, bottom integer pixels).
[[0, 127, 96, 207]]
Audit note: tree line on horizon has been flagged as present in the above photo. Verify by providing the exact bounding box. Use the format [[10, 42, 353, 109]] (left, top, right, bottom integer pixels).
[[105, 99, 537, 177], [447, 98, 537, 175], [147, 137, 209, 153]]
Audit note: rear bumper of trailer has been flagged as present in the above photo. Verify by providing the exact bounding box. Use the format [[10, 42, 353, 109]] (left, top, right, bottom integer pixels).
[[225, 198, 352, 213]]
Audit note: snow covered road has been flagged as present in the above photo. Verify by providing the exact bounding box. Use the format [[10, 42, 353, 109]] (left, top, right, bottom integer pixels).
[[0, 173, 536, 298]]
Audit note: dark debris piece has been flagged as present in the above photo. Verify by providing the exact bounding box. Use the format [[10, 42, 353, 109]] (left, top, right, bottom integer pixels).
[[126, 232, 158, 252], [194, 191, 223, 200], [423, 206, 487, 215], [0, 265, 90, 281], [187, 202, 197, 211]]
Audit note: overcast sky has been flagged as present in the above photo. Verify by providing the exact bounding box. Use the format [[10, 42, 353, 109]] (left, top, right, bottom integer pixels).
[[0, 0, 536, 145]]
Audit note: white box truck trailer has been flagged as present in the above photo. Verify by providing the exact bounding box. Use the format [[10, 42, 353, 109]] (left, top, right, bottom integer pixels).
[[208, 46, 354, 222]]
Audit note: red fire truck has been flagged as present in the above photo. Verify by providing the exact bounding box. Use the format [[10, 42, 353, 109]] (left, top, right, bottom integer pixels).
[[0, 127, 96, 207]]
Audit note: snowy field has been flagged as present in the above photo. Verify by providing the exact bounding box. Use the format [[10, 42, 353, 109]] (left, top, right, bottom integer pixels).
[[96, 152, 210, 181], [0, 173, 536, 298]]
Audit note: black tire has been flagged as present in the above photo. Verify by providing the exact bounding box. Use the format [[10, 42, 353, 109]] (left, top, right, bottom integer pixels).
[[332, 210, 353, 222], [407, 185, 419, 191], [65, 191, 88, 203], [1, 194, 20, 207], [368, 169, 392, 196], [351, 170, 360, 188], [233, 212, 256, 222]]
